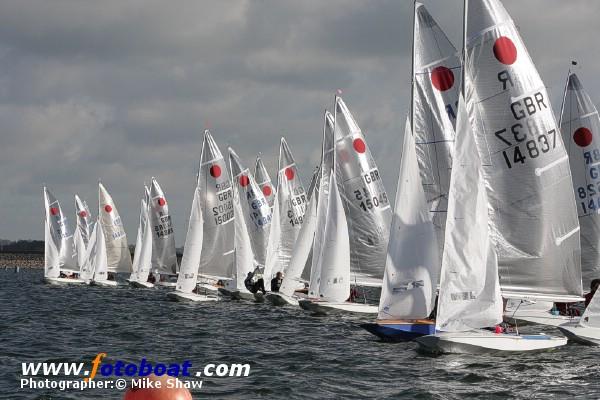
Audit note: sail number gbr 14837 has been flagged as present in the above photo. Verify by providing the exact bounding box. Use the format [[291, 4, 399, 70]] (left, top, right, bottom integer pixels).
[[495, 127, 557, 169]]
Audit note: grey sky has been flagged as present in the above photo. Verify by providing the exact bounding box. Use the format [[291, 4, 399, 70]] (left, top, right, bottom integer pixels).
[[1, 0, 599, 244]]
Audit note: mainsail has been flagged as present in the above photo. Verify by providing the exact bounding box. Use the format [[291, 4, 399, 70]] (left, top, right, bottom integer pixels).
[[264, 138, 307, 283], [334, 96, 391, 281], [43, 187, 77, 277], [465, 0, 582, 301], [229, 148, 272, 267], [98, 182, 132, 273], [309, 112, 336, 297], [255, 156, 275, 208], [378, 118, 439, 320], [148, 177, 178, 275], [316, 171, 351, 302], [413, 3, 460, 256], [559, 73, 600, 288], [176, 185, 204, 293], [436, 96, 502, 332], [74, 194, 93, 270], [91, 220, 109, 282], [197, 131, 235, 280], [130, 188, 152, 283]]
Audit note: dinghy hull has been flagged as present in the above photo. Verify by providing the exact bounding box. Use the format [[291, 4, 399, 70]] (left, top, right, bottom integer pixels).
[[218, 288, 255, 301], [129, 280, 155, 289], [156, 281, 177, 288], [167, 291, 218, 303], [45, 277, 86, 286], [558, 323, 600, 346], [91, 280, 119, 287], [416, 331, 567, 354], [265, 293, 299, 307], [361, 320, 435, 342], [299, 299, 378, 315]]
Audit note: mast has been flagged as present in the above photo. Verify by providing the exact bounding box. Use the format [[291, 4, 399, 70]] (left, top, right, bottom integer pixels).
[[410, 0, 416, 134], [461, 0, 467, 98], [558, 66, 573, 127]]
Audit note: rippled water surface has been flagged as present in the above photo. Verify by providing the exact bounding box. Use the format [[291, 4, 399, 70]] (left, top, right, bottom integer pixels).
[[1, 268, 600, 399]]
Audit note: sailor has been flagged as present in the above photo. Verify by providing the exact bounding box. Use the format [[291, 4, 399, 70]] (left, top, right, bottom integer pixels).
[[147, 272, 156, 284], [585, 279, 600, 307], [270, 272, 283, 292], [244, 268, 266, 294]]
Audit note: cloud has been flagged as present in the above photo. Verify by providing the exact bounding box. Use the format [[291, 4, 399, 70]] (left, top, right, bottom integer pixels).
[[1, 0, 599, 244]]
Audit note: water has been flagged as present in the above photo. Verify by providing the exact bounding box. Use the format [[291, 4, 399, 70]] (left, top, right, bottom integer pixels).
[[1, 268, 599, 399]]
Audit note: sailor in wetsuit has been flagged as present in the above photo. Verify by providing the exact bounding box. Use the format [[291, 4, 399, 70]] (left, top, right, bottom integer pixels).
[[270, 272, 283, 292], [244, 267, 266, 294]]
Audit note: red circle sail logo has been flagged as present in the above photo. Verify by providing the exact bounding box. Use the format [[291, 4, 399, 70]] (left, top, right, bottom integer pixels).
[[239, 175, 250, 187], [262, 185, 272, 196], [431, 66, 455, 92], [493, 36, 517, 65], [285, 167, 295, 181], [210, 165, 221, 178], [158, 198, 166, 206], [573, 127, 593, 147], [104, 205, 113, 213], [353, 138, 366, 154]]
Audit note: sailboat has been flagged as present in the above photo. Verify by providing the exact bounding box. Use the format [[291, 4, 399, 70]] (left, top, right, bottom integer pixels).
[[557, 72, 600, 343], [298, 111, 377, 314], [81, 215, 111, 286], [148, 177, 179, 287], [97, 182, 132, 286], [263, 138, 307, 289], [43, 187, 85, 285], [362, 2, 459, 341], [255, 156, 275, 209], [417, 0, 579, 353], [220, 147, 272, 300], [266, 164, 320, 306], [129, 186, 154, 288], [74, 194, 94, 273], [169, 130, 235, 302], [333, 96, 391, 290]]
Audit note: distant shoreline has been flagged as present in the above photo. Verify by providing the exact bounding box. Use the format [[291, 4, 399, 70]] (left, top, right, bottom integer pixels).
[[0, 253, 43, 269]]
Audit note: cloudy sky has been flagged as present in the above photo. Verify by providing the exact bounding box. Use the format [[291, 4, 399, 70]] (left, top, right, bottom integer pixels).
[[2, 0, 599, 244]]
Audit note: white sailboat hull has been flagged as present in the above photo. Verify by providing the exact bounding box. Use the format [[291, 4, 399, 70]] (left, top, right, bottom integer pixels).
[[265, 292, 300, 306], [156, 281, 177, 288], [45, 277, 86, 286], [167, 291, 218, 303], [504, 310, 579, 327], [416, 330, 567, 354], [196, 282, 221, 294], [218, 287, 255, 301], [91, 280, 119, 287], [298, 299, 378, 315], [129, 280, 155, 289], [558, 322, 600, 345]]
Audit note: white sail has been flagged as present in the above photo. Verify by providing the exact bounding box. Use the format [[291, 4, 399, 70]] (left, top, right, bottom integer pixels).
[[98, 182, 132, 273], [229, 147, 272, 267], [280, 178, 318, 297], [435, 96, 502, 332], [197, 130, 235, 280], [149, 177, 178, 275], [74, 194, 93, 270], [316, 171, 351, 302], [130, 190, 152, 283], [465, 0, 582, 301], [309, 112, 335, 297], [560, 73, 600, 288], [334, 96, 391, 280], [232, 175, 256, 291], [378, 118, 440, 320], [43, 187, 78, 274], [300, 166, 320, 283], [175, 186, 204, 293], [413, 3, 460, 257], [91, 220, 109, 282], [79, 221, 97, 281], [43, 187, 61, 279], [255, 156, 275, 208], [264, 138, 307, 284]]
